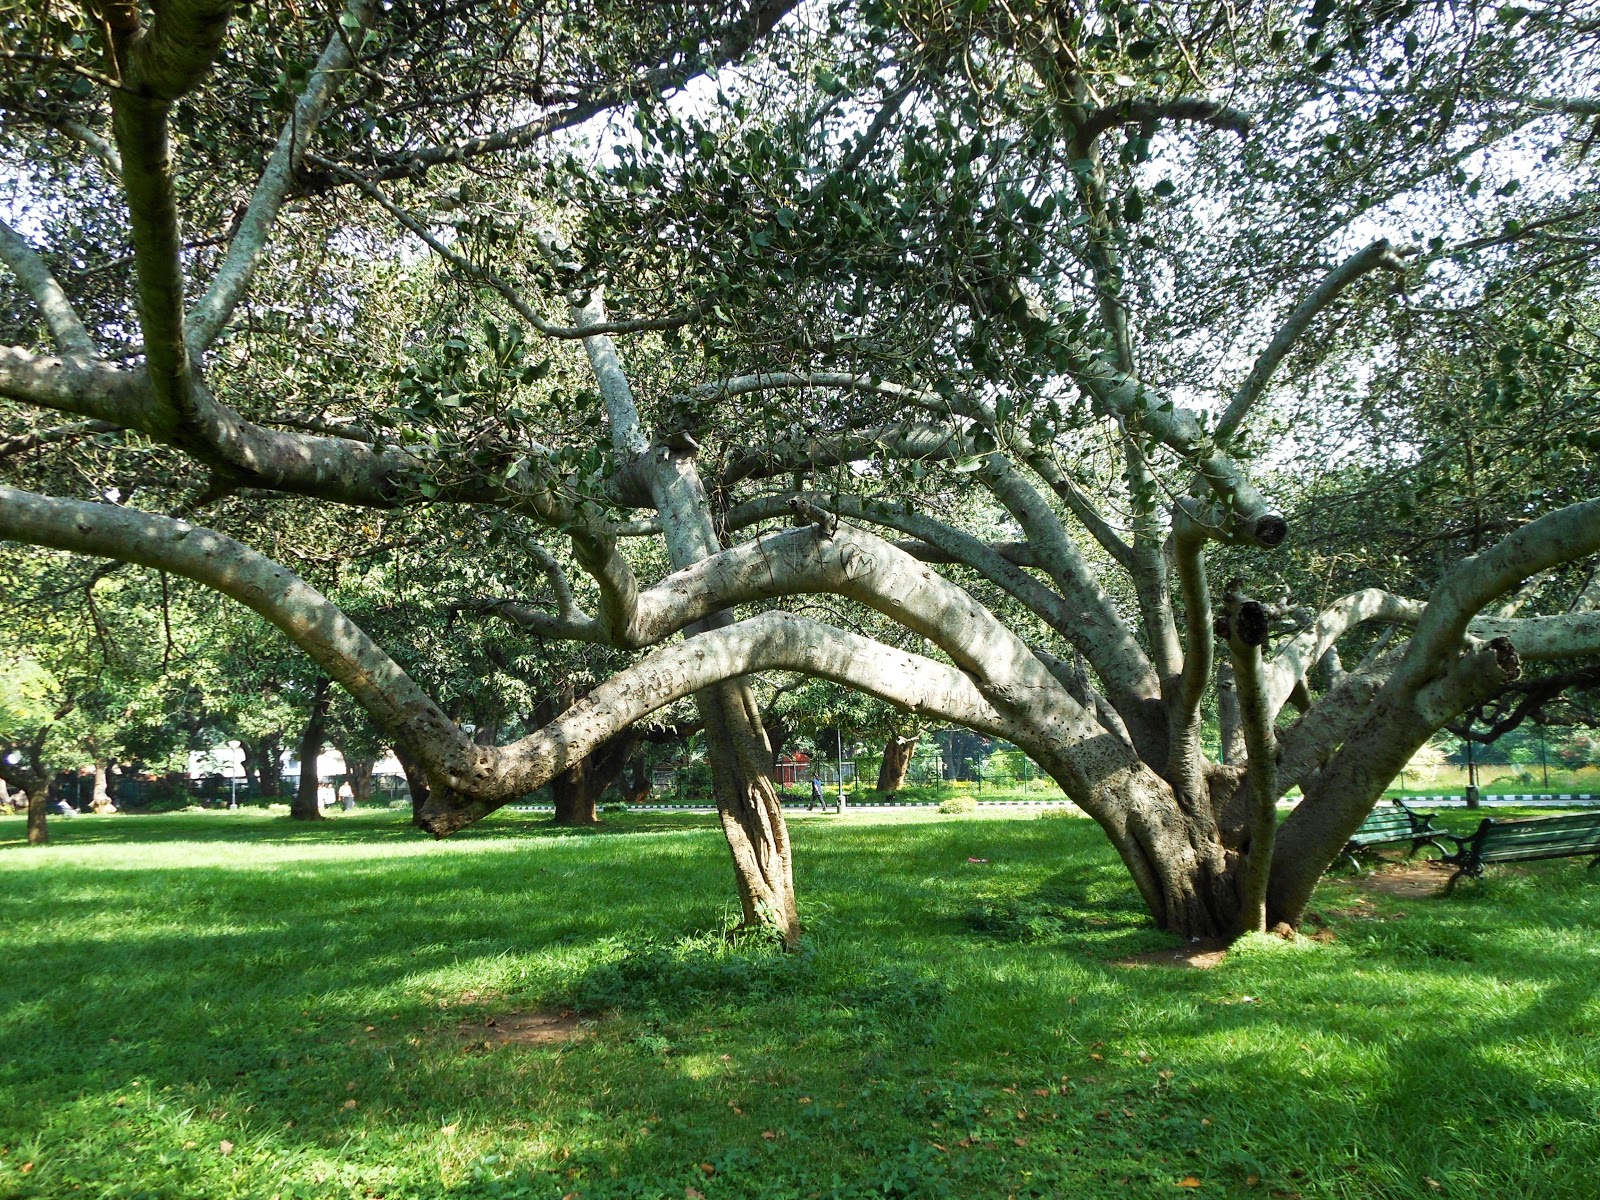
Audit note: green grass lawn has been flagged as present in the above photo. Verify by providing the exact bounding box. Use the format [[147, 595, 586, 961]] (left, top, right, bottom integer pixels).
[[2, 806, 1597, 1200]]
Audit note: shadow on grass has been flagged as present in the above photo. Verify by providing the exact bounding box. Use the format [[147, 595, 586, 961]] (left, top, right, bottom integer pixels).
[[0, 807, 719, 851], [2, 809, 1598, 1198]]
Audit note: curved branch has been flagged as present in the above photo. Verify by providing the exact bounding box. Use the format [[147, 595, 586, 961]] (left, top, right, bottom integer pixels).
[[417, 608, 1028, 833], [1401, 498, 1600, 681], [721, 489, 1160, 751], [1079, 96, 1251, 143], [187, 1, 371, 351], [1216, 239, 1411, 447], [1265, 588, 1420, 717], [0, 482, 481, 788], [0, 482, 1014, 838], [0, 220, 97, 356]]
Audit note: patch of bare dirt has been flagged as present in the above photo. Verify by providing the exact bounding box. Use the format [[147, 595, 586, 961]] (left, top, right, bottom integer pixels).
[[456, 1011, 592, 1050], [1350, 862, 1453, 899], [1114, 938, 1232, 969]]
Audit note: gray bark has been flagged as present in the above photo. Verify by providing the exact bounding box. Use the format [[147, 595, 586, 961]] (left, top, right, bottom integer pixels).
[[292, 679, 331, 821], [566, 282, 800, 944], [876, 736, 917, 794]]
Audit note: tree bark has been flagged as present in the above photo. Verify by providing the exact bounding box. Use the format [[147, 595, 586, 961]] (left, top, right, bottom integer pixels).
[[90, 760, 115, 812], [26, 785, 48, 845], [1217, 662, 1245, 766], [393, 742, 432, 829], [241, 733, 284, 798], [621, 753, 651, 805], [343, 753, 376, 803], [565, 283, 802, 945], [550, 728, 639, 825], [699, 677, 798, 943], [549, 768, 600, 825], [291, 678, 331, 821], [876, 735, 917, 794], [1122, 803, 1240, 939], [2, 746, 55, 847]]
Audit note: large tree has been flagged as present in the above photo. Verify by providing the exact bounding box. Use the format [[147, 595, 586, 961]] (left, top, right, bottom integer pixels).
[[2, 1, 1598, 938]]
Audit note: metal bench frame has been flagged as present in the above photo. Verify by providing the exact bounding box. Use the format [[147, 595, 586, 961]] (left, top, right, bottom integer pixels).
[[1442, 813, 1600, 894], [1340, 800, 1447, 872]]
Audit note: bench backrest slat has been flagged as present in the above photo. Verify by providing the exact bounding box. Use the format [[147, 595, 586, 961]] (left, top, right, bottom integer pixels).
[[1473, 814, 1600, 863]]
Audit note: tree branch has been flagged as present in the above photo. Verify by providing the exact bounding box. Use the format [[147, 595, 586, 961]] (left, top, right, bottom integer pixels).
[[50, 118, 123, 178], [0, 482, 481, 788], [186, 1, 372, 352], [0, 419, 121, 461], [1398, 498, 1600, 684], [0, 220, 97, 356], [113, 0, 233, 101], [722, 488, 1163, 756], [1167, 504, 1214, 792], [1079, 96, 1251, 143], [416, 608, 1030, 833], [1264, 588, 1419, 718], [1219, 585, 1276, 934], [1215, 239, 1411, 447], [337, 1, 799, 184]]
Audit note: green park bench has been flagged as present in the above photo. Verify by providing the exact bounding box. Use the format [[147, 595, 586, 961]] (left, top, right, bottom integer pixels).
[[1442, 812, 1600, 893], [1340, 800, 1446, 871]]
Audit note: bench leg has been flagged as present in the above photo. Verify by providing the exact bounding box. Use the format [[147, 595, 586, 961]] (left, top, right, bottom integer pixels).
[[1442, 867, 1476, 896]]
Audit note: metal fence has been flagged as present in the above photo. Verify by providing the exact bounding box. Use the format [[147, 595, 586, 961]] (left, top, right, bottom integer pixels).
[[54, 772, 413, 810]]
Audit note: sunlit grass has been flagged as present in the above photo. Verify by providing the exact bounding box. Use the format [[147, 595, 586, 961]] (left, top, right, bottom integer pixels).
[[2, 806, 1597, 1199]]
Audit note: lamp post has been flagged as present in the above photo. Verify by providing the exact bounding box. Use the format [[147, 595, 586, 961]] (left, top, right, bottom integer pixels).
[[836, 726, 846, 812]]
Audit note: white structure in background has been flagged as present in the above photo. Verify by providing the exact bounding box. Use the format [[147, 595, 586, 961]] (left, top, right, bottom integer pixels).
[[187, 745, 404, 781]]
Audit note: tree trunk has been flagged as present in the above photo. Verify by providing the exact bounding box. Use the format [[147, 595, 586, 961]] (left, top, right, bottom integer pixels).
[[90, 760, 115, 812], [876, 735, 917, 794], [344, 753, 376, 804], [765, 716, 789, 772], [291, 679, 331, 821], [550, 762, 601, 825], [551, 729, 640, 825], [1217, 662, 1246, 766], [699, 678, 799, 946], [26, 784, 48, 845], [239, 747, 260, 791], [241, 733, 284, 798], [620, 754, 651, 805], [562, 292, 797, 944], [393, 742, 432, 830]]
